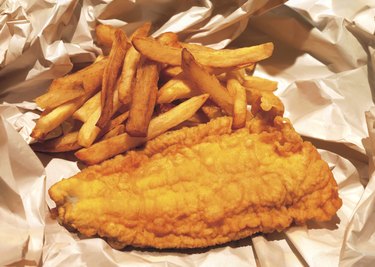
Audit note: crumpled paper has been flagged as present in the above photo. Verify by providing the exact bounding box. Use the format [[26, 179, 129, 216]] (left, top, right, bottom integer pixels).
[[1, 0, 375, 266]]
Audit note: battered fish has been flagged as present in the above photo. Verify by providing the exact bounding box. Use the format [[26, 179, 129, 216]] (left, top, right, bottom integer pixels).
[[49, 116, 342, 249]]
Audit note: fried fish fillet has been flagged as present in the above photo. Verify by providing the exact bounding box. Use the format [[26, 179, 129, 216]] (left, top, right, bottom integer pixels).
[[49, 116, 342, 249]]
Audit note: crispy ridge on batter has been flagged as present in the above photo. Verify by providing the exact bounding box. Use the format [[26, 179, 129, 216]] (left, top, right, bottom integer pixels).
[[49, 116, 342, 249]]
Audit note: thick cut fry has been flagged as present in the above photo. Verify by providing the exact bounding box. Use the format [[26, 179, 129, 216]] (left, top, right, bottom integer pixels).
[[31, 96, 87, 140], [130, 22, 152, 41], [147, 94, 209, 139], [160, 66, 182, 81], [227, 78, 247, 129], [35, 59, 108, 110], [133, 37, 274, 68], [156, 32, 181, 48], [73, 91, 101, 122], [157, 73, 199, 104], [101, 124, 125, 140], [98, 111, 129, 138], [118, 23, 152, 104], [79, 87, 121, 147], [78, 108, 101, 148], [97, 30, 128, 129], [181, 48, 234, 115], [125, 58, 159, 137], [75, 94, 209, 165], [31, 131, 81, 152], [95, 24, 117, 47], [34, 82, 84, 111], [179, 42, 215, 52], [242, 76, 278, 91]]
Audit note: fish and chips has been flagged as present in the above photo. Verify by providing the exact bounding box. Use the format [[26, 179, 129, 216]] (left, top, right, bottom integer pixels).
[[31, 23, 342, 249]]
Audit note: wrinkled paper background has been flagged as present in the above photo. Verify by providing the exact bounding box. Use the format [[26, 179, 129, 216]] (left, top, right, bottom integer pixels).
[[1, 0, 375, 266]]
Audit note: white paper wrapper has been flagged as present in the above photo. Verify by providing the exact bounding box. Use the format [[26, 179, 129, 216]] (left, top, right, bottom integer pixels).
[[1, 0, 375, 266]]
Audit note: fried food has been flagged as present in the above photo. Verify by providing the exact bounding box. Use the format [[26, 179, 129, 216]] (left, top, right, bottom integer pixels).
[[125, 57, 159, 137], [227, 76, 247, 129], [118, 22, 151, 104], [49, 116, 342, 249], [181, 49, 233, 115], [75, 94, 209, 165], [31, 131, 81, 152], [96, 29, 128, 129], [132, 36, 274, 68]]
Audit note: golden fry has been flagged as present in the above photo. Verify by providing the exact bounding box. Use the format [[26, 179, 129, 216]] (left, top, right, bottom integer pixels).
[[179, 42, 215, 52], [181, 48, 234, 115], [125, 58, 159, 137], [160, 66, 183, 82], [73, 91, 101, 122], [35, 59, 107, 110], [157, 73, 199, 104], [31, 96, 87, 140], [118, 22, 152, 104], [101, 124, 125, 140], [156, 32, 181, 48], [227, 77, 247, 129], [78, 86, 122, 147], [242, 76, 278, 91], [97, 29, 128, 129], [75, 94, 209, 165], [133, 36, 274, 68], [31, 131, 81, 152], [95, 24, 117, 47], [99, 111, 129, 137], [34, 82, 84, 111], [78, 107, 101, 148]]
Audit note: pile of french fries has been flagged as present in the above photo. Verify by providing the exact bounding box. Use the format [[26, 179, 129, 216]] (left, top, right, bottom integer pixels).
[[31, 22, 283, 165]]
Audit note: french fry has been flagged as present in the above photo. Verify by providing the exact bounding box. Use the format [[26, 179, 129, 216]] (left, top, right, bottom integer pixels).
[[35, 82, 84, 111], [78, 107, 102, 147], [98, 111, 129, 138], [157, 72, 199, 104], [179, 42, 215, 52], [31, 96, 88, 140], [118, 22, 152, 104], [75, 94, 209, 165], [101, 124, 125, 140], [133, 36, 274, 68], [97, 29, 128, 129], [156, 32, 181, 48], [125, 57, 159, 137], [73, 91, 101, 122], [78, 86, 122, 147], [227, 77, 247, 129], [242, 76, 278, 91], [146, 94, 209, 139], [95, 24, 117, 47], [35, 58, 108, 110], [31, 131, 81, 152], [160, 66, 183, 81], [181, 48, 234, 115]]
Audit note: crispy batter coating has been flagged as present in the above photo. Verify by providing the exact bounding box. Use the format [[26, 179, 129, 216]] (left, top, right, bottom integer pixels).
[[49, 117, 342, 249]]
